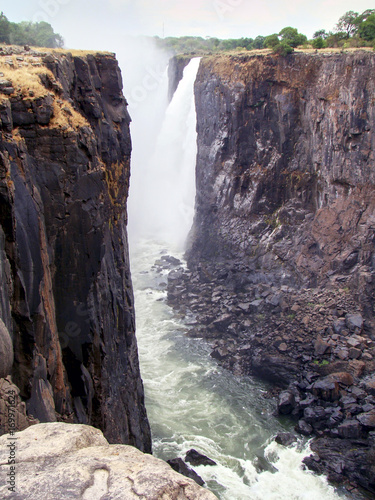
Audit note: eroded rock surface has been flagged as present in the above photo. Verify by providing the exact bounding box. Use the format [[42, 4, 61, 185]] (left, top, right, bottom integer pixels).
[[166, 51, 375, 495], [0, 46, 150, 451], [0, 422, 217, 499]]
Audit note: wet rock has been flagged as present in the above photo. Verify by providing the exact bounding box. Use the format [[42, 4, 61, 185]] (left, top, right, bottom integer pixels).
[[167, 458, 205, 486], [337, 420, 362, 439], [311, 378, 340, 402], [274, 432, 297, 447], [295, 419, 313, 436], [277, 391, 295, 415], [185, 449, 217, 466], [0, 49, 151, 452]]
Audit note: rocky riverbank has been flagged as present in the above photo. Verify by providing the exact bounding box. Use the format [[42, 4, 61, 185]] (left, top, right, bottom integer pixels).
[[162, 50, 375, 496], [162, 255, 375, 495]]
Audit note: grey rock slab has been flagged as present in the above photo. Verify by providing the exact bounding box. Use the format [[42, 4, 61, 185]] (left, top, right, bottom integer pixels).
[[0, 423, 217, 499]]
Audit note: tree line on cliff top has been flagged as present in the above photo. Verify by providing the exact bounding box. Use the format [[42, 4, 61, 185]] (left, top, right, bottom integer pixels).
[[0, 12, 63, 48], [0, 9, 375, 55], [155, 9, 375, 56]]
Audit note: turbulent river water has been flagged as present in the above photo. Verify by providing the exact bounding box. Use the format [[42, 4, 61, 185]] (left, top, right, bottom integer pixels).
[[127, 55, 348, 499]]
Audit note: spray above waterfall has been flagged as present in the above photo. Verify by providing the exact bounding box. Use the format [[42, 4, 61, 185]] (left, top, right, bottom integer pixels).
[[128, 57, 200, 251]]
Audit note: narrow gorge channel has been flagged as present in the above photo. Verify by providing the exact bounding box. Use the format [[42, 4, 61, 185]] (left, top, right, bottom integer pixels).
[[128, 57, 347, 500]]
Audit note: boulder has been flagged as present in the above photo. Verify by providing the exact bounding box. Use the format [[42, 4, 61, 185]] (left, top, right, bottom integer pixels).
[[167, 458, 205, 486], [345, 314, 363, 332], [337, 420, 362, 439], [277, 390, 295, 415], [325, 372, 354, 386], [311, 378, 340, 402], [0, 423, 217, 499], [314, 336, 330, 356], [356, 410, 375, 429], [274, 432, 297, 447], [295, 419, 313, 436], [185, 449, 217, 466]]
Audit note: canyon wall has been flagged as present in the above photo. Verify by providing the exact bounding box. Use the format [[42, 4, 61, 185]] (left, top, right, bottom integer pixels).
[[0, 46, 151, 452], [189, 51, 375, 300], [168, 50, 375, 493]]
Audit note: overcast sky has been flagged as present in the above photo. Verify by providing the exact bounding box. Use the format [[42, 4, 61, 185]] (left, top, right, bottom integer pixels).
[[4, 0, 375, 51]]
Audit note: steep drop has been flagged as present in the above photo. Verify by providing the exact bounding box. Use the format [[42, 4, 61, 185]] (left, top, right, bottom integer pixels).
[[0, 46, 151, 452], [128, 55, 348, 499]]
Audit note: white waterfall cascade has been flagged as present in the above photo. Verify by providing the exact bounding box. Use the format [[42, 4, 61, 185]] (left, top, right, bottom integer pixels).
[[127, 54, 348, 499], [129, 57, 200, 251]]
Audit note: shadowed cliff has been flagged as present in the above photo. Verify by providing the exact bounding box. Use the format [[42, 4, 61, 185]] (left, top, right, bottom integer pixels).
[[0, 45, 151, 452]]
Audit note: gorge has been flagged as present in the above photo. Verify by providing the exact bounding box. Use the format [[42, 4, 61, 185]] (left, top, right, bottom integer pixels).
[[165, 50, 375, 497], [0, 42, 375, 500]]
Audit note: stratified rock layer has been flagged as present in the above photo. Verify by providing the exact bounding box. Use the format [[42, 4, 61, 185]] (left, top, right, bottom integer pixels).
[[0, 422, 217, 499], [169, 51, 375, 494], [0, 46, 151, 451]]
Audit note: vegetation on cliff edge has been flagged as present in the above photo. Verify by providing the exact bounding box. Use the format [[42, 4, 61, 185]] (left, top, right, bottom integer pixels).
[[155, 8, 375, 56]]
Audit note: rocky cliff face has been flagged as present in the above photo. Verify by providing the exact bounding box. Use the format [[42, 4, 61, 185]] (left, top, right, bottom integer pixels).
[[167, 51, 375, 494], [189, 51, 375, 293], [0, 46, 151, 452]]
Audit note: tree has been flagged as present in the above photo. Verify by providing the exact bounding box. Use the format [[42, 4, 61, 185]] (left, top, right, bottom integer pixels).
[[0, 12, 10, 43], [279, 26, 307, 47], [313, 29, 328, 40], [326, 31, 347, 47], [336, 11, 359, 38], [264, 34, 280, 49], [273, 41, 294, 56], [358, 13, 375, 41], [253, 35, 265, 49], [312, 37, 326, 49]]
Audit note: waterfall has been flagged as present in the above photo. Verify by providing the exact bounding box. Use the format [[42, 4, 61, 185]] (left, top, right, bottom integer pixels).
[[125, 49, 347, 499], [128, 57, 200, 251]]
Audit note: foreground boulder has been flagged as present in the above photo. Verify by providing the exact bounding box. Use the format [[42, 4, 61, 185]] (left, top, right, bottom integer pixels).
[[0, 423, 217, 499]]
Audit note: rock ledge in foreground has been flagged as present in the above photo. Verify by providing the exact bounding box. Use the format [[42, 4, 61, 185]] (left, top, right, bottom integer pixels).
[[0, 422, 217, 500]]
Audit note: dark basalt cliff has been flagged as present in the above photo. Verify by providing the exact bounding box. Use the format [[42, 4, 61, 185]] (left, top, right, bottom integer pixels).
[[168, 55, 191, 101], [189, 52, 375, 291], [0, 46, 151, 452], [168, 51, 375, 494]]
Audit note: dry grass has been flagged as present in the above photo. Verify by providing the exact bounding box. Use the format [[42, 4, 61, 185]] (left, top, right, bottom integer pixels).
[[295, 46, 374, 54], [0, 57, 89, 131], [50, 99, 89, 131], [0, 61, 54, 98], [49, 47, 113, 57]]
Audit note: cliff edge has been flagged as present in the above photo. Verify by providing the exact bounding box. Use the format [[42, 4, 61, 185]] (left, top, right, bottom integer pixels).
[[168, 51, 375, 494], [0, 46, 151, 452], [0, 422, 217, 499]]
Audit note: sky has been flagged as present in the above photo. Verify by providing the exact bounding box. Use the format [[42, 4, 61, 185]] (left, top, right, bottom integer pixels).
[[3, 0, 375, 51]]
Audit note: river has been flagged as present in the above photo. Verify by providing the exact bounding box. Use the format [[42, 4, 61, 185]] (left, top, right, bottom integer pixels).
[[126, 53, 347, 500]]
